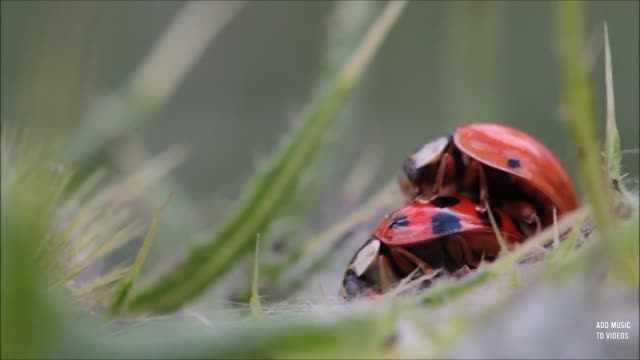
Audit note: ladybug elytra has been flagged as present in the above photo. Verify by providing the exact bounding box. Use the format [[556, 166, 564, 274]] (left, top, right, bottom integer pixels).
[[340, 122, 578, 299], [399, 122, 578, 235], [340, 195, 525, 299]]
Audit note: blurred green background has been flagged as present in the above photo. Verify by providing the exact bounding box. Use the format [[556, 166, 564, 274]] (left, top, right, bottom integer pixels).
[[2, 0, 638, 296], [2, 0, 637, 196], [1, 1, 638, 358]]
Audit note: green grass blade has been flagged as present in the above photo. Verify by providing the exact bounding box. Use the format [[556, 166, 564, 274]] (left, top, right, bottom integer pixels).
[[108, 193, 173, 315], [421, 270, 494, 307], [603, 22, 622, 185], [72, 264, 131, 297], [418, 206, 591, 306], [71, 310, 396, 359], [608, 212, 639, 286], [233, 1, 384, 302], [64, 2, 246, 270], [274, 180, 400, 296], [1, 137, 70, 358], [229, 2, 384, 303], [127, 0, 409, 314], [250, 235, 263, 319], [555, 2, 614, 236], [484, 200, 508, 255], [545, 226, 579, 266]]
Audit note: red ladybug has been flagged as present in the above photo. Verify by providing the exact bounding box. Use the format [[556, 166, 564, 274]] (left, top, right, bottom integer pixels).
[[398, 122, 578, 234], [340, 195, 525, 299]]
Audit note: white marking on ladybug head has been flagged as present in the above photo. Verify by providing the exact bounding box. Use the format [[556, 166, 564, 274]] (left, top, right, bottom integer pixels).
[[351, 239, 381, 277], [410, 136, 449, 169]]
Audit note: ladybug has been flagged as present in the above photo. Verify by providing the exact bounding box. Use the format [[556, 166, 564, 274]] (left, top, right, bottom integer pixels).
[[340, 195, 525, 299], [398, 122, 578, 234]]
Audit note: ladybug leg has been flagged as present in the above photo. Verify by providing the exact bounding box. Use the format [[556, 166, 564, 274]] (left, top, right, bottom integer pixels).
[[501, 201, 541, 236], [389, 247, 417, 275], [389, 247, 437, 277], [376, 254, 396, 292], [529, 213, 542, 233], [445, 235, 479, 269], [463, 159, 489, 213], [451, 265, 473, 278], [477, 165, 489, 212], [429, 152, 456, 199], [443, 236, 464, 268], [458, 236, 480, 268]]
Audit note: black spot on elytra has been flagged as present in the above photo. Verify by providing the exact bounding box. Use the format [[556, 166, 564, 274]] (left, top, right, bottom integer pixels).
[[430, 196, 461, 208], [507, 158, 521, 169], [389, 214, 410, 228], [431, 211, 462, 235], [478, 208, 503, 228]]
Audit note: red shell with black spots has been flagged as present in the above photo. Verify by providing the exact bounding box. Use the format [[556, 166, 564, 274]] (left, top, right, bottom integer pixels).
[[373, 196, 525, 247], [453, 122, 578, 215]]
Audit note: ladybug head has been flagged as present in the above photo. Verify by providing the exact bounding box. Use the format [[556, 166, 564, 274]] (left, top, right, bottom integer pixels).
[[340, 238, 394, 299], [340, 270, 379, 299]]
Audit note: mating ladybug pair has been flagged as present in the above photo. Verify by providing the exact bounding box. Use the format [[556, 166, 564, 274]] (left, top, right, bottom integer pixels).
[[340, 122, 578, 299]]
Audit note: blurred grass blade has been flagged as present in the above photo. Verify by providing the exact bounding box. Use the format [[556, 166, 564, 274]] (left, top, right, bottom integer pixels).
[[51, 223, 144, 289], [128, 1, 246, 114], [66, 2, 245, 256], [128, 0, 409, 313], [71, 1, 246, 163], [419, 206, 591, 306], [545, 226, 579, 266], [608, 212, 639, 285], [97, 310, 397, 359], [484, 200, 508, 255], [1, 135, 70, 358], [238, 176, 396, 302], [250, 235, 263, 319], [492, 207, 590, 273], [109, 193, 173, 315], [552, 207, 560, 248], [421, 271, 493, 307], [73, 264, 131, 297], [275, 180, 401, 295], [223, 3, 385, 303], [321, 1, 382, 77], [603, 22, 622, 184], [42, 147, 183, 281], [239, 3, 383, 296], [555, 2, 614, 236]]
